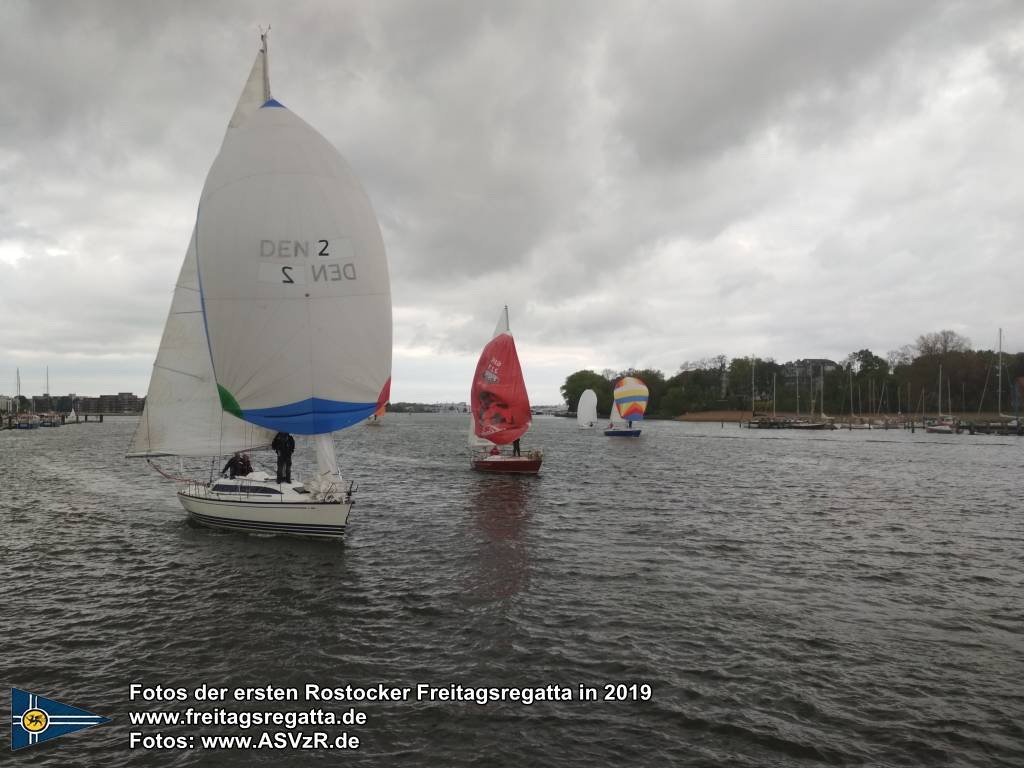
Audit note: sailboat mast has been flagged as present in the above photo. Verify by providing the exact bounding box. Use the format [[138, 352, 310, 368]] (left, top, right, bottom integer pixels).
[[796, 366, 800, 417], [260, 30, 272, 101], [998, 328, 1003, 415]]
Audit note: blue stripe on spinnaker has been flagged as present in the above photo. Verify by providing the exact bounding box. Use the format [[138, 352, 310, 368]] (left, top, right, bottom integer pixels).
[[614, 395, 649, 404], [261, 98, 286, 108], [241, 398, 376, 434]]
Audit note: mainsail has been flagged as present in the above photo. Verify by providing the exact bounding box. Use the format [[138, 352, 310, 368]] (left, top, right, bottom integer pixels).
[[470, 307, 531, 446], [129, 228, 274, 457], [129, 40, 278, 459]]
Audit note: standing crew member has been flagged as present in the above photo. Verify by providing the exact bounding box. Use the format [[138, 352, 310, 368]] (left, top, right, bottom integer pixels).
[[272, 431, 295, 484]]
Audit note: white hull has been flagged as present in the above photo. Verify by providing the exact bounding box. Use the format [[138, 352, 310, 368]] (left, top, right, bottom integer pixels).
[[177, 476, 351, 539]]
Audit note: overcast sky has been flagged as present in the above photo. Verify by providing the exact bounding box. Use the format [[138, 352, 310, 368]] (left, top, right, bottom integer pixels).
[[3, 0, 1023, 404]]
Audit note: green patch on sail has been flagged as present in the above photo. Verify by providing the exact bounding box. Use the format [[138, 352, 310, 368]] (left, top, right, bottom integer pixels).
[[218, 385, 242, 417]]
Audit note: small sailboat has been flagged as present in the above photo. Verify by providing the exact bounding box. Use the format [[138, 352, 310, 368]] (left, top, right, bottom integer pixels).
[[16, 413, 40, 430], [576, 389, 598, 429], [366, 378, 390, 426], [605, 377, 648, 437], [469, 307, 542, 474], [791, 364, 834, 429], [925, 364, 955, 434], [127, 34, 392, 538]]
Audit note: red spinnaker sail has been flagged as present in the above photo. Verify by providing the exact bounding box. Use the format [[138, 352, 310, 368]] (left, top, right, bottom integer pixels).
[[374, 377, 391, 418], [471, 333, 531, 445]]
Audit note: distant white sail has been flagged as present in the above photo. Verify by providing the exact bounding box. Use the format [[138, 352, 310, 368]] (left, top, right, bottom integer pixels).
[[577, 389, 598, 429]]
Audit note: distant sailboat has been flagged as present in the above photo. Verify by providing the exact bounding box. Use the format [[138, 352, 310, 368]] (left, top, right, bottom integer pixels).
[[605, 377, 648, 437], [576, 389, 598, 429], [366, 378, 390, 426], [469, 307, 542, 474], [127, 34, 392, 538], [925, 364, 954, 434]]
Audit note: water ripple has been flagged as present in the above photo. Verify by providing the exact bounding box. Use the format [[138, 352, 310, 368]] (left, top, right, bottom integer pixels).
[[1, 417, 1022, 766]]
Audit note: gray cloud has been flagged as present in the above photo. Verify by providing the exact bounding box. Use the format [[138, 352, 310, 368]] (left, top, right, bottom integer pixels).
[[2, 0, 1024, 404]]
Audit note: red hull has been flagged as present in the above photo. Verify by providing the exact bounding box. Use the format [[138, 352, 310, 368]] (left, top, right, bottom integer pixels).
[[471, 456, 542, 474]]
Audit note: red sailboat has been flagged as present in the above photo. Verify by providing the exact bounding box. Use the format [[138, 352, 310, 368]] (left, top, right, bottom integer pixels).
[[366, 377, 390, 426], [469, 307, 543, 474]]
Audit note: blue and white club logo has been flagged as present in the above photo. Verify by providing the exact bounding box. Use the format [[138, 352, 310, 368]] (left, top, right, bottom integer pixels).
[[11, 688, 109, 750]]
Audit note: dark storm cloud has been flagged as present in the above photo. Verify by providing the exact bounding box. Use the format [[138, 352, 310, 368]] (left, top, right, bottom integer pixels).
[[2, 1, 1023, 402]]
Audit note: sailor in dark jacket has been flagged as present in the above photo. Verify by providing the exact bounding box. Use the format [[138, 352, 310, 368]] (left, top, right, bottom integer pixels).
[[272, 432, 295, 484], [221, 452, 251, 479]]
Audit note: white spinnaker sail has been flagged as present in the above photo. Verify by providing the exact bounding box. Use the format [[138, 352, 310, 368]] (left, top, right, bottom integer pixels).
[[129, 228, 275, 457], [196, 101, 392, 435], [577, 389, 597, 428]]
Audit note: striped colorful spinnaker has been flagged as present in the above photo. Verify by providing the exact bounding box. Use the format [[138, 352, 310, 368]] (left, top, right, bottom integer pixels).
[[613, 377, 649, 421]]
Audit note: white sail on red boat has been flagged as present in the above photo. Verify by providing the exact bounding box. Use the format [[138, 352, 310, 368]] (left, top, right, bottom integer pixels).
[[128, 34, 392, 538], [469, 307, 542, 474]]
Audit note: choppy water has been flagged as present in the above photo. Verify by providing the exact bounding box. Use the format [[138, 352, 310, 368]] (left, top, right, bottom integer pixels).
[[2, 415, 1022, 766]]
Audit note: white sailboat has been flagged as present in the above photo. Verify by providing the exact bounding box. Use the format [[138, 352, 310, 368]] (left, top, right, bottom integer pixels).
[[994, 328, 1019, 427], [925, 364, 954, 434], [576, 389, 598, 429], [128, 35, 391, 538]]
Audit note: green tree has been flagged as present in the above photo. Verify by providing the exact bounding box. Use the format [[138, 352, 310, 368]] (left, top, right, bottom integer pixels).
[[916, 330, 971, 356], [561, 370, 613, 414]]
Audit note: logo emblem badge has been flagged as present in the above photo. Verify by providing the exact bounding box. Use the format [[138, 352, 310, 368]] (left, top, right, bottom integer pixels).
[[10, 688, 109, 751]]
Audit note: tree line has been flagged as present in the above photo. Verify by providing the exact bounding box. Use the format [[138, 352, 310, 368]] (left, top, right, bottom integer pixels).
[[561, 330, 1024, 419]]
